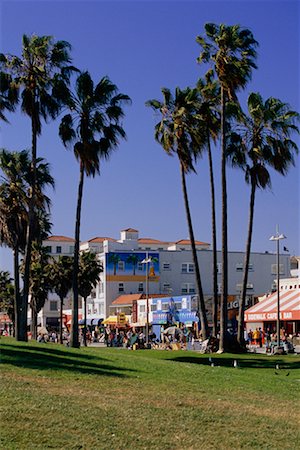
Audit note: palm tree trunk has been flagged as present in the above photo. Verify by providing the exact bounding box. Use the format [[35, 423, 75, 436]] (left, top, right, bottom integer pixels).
[[13, 246, 21, 340], [21, 112, 37, 341], [59, 295, 64, 344], [83, 296, 87, 347], [31, 300, 37, 340], [207, 129, 218, 337], [237, 180, 256, 345], [180, 162, 208, 339], [219, 86, 228, 353], [70, 162, 84, 348]]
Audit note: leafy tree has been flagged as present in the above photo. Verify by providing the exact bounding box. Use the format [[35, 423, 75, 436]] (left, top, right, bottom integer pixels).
[[227, 93, 299, 345], [108, 253, 121, 276], [196, 23, 258, 351], [48, 255, 73, 344], [146, 86, 209, 339], [0, 34, 75, 341], [0, 270, 14, 332], [59, 71, 130, 347], [78, 251, 102, 346]]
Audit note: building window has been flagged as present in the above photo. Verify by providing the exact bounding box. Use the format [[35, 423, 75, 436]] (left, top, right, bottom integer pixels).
[[236, 262, 253, 272], [163, 282, 171, 292], [137, 262, 143, 271], [45, 246, 52, 253], [56, 246, 62, 254], [162, 303, 169, 311], [99, 282, 104, 295], [217, 283, 222, 294], [181, 283, 195, 294], [69, 245, 74, 254], [138, 283, 144, 292], [118, 261, 125, 271], [162, 262, 171, 270], [118, 283, 124, 292], [50, 301, 58, 311], [150, 304, 157, 312], [271, 264, 284, 275], [217, 263, 222, 274], [174, 302, 182, 310], [139, 305, 146, 313], [181, 263, 194, 274], [236, 283, 254, 291]]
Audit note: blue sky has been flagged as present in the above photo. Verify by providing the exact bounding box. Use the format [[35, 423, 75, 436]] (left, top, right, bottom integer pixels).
[[0, 0, 299, 274]]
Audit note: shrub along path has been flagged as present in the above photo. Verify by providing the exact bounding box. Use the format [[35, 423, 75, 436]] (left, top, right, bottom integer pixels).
[[1, 337, 299, 449]]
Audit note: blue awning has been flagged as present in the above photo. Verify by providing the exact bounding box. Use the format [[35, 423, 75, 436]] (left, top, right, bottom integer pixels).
[[78, 319, 93, 326]]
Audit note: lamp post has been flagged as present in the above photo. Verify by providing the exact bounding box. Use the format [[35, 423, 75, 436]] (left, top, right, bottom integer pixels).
[[269, 227, 286, 349], [141, 253, 152, 345]]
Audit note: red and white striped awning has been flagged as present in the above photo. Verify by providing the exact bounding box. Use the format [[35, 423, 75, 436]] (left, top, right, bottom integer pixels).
[[245, 289, 300, 322]]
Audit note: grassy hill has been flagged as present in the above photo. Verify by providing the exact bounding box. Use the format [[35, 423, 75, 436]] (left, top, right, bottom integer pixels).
[[1, 337, 299, 449]]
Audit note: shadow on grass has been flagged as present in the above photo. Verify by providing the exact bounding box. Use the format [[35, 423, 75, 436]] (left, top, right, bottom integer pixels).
[[171, 354, 300, 370], [0, 342, 137, 378]]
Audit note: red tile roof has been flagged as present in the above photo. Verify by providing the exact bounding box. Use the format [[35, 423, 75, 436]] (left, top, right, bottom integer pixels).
[[122, 228, 139, 232], [138, 238, 168, 244], [175, 239, 209, 246], [45, 235, 75, 242], [112, 293, 171, 305], [88, 237, 116, 243]]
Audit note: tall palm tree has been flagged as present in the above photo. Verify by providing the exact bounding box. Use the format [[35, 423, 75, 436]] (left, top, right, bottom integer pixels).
[[196, 23, 258, 351], [0, 34, 75, 340], [126, 254, 140, 275], [146, 86, 209, 339], [196, 71, 220, 337], [0, 71, 18, 123], [59, 71, 130, 348], [78, 251, 102, 346], [0, 149, 54, 340], [227, 93, 299, 345], [48, 255, 73, 344]]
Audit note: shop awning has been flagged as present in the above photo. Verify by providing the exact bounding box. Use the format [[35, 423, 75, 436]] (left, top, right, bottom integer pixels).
[[102, 315, 130, 325], [245, 289, 300, 322]]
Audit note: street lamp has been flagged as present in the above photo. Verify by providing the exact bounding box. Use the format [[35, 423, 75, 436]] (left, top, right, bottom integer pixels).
[[141, 254, 152, 345], [269, 227, 286, 349]]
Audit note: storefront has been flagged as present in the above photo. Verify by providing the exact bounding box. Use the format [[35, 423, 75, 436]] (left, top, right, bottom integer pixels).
[[245, 289, 300, 334]]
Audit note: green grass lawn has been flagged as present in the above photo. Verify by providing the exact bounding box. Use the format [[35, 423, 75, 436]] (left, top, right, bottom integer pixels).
[[1, 338, 300, 450]]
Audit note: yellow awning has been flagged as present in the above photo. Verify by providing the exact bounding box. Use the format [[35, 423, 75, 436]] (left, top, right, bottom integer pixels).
[[102, 315, 130, 325]]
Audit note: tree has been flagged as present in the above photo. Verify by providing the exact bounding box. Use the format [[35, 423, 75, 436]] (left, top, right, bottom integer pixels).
[[108, 253, 121, 275], [59, 71, 130, 347], [196, 71, 221, 337], [0, 149, 54, 340], [20, 242, 52, 340], [78, 251, 102, 346], [196, 23, 258, 351], [0, 71, 18, 123], [0, 271, 14, 332], [146, 86, 209, 339], [0, 34, 75, 341], [126, 254, 141, 275], [48, 255, 73, 344], [227, 93, 299, 346]]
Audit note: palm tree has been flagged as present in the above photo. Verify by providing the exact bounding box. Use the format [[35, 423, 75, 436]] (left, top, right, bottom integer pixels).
[[0, 34, 75, 341], [0, 270, 14, 333], [0, 71, 18, 123], [25, 242, 52, 340], [126, 254, 140, 275], [78, 251, 102, 346], [59, 71, 130, 348], [108, 253, 121, 276], [146, 86, 209, 339], [196, 71, 221, 337], [227, 93, 299, 346], [47, 255, 73, 344], [196, 23, 258, 351], [0, 149, 54, 340]]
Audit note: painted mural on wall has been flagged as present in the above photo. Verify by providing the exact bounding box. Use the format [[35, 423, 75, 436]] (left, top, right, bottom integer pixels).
[[106, 252, 160, 281], [151, 295, 199, 325]]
